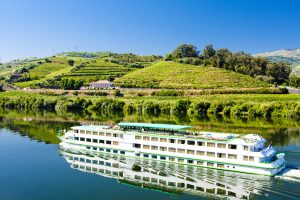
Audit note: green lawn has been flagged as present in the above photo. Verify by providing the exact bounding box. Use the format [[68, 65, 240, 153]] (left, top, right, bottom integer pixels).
[[116, 61, 270, 89]]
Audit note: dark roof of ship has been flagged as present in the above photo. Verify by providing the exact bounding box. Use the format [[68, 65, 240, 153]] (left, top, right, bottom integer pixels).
[[118, 122, 192, 130]]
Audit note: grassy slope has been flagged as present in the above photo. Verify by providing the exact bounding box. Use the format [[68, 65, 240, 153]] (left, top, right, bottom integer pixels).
[[63, 59, 134, 82], [116, 61, 270, 89]]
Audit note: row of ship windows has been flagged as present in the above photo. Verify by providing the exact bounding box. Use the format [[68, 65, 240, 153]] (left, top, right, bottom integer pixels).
[[74, 130, 122, 138], [74, 137, 254, 161], [83, 146, 254, 164], [72, 163, 242, 198], [135, 136, 241, 150]]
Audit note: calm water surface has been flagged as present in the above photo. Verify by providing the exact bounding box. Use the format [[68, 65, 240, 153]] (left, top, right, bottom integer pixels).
[[0, 113, 300, 200]]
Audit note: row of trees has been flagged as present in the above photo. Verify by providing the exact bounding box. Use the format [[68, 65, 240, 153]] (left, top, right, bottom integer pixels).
[[1, 96, 300, 120], [61, 78, 84, 90], [166, 44, 292, 84]]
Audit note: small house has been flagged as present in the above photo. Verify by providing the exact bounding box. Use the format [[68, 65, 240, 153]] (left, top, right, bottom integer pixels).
[[89, 80, 116, 89]]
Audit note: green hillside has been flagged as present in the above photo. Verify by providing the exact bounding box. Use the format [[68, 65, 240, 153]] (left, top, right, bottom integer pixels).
[[116, 61, 270, 89]]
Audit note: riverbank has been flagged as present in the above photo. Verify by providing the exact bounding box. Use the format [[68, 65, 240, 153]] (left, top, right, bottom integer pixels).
[[1, 91, 300, 122]]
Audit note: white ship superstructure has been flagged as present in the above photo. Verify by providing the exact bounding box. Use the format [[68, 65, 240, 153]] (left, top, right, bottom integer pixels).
[[60, 122, 286, 176]]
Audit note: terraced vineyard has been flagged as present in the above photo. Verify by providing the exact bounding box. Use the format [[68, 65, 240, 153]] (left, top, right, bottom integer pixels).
[[116, 61, 271, 89], [62, 59, 134, 82]]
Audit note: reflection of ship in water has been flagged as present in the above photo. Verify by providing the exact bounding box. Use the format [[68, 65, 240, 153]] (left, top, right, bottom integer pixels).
[[60, 143, 269, 199]]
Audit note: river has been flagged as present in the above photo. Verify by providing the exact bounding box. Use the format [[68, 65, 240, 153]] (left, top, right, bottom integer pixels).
[[0, 111, 299, 200]]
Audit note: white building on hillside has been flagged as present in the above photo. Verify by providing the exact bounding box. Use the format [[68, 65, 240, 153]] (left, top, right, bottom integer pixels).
[[89, 80, 116, 89]]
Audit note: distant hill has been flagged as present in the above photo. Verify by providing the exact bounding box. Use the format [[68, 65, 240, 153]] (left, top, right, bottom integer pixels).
[[115, 61, 270, 89], [255, 49, 300, 75]]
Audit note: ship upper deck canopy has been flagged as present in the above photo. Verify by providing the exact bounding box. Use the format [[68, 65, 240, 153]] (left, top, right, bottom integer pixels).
[[118, 122, 192, 130]]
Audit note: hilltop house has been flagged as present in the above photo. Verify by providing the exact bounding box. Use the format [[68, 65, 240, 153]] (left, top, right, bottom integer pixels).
[[88, 80, 116, 89]]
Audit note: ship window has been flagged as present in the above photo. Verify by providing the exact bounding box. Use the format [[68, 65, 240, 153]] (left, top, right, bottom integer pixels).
[[217, 153, 226, 158], [217, 188, 226, 195], [151, 178, 158, 183], [106, 141, 111, 145], [160, 147, 167, 151], [143, 136, 150, 141], [229, 144, 237, 149], [86, 138, 91, 142], [197, 151, 205, 156], [80, 158, 85, 162], [133, 143, 141, 148], [80, 130, 85, 134], [197, 161, 204, 165], [177, 149, 185, 153], [113, 141, 119, 145], [197, 141, 205, 146], [86, 146, 90, 150], [178, 140, 185, 144], [160, 138, 167, 142], [143, 145, 150, 149], [135, 136, 141, 140], [243, 156, 249, 161], [135, 175, 141, 180], [168, 148, 176, 152], [99, 132, 105, 136], [135, 153, 140, 156], [143, 154, 149, 158], [249, 156, 254, 162], [99, 148, 104, 151], [113, 133, 118, 137], [177, 183, 185, 188], [160, 156, 166, 160], [228, 191, 236, 197], [143, 177, 150, 181], [80, 137, 85, 141], [159, 180, 167, 185], [152, 155, 157, 159], [207, 152, 215, 157], [169, 139, 176, 143], [197, 187, 204, 191], [92, 131, 98, 135], [187, 184, 194, 189], [168, 182, 176, 186], [93, 139, 98, 143], [120, 151, 125, 154], [178, 158, 184, 163], [244, 146, 249, 151], [86, 131, 91, 135], [74, 130, 79, 133], [228, 154, 237, 159], [187, 141, 195, 145], [151, 146, 158, 150], [74, 137, 79, 141], [106, 149, 111, 152], [113, 150, 118, 153], [151, 137, 158, 141], [99, 140, 104, 144], [217, 164, 225, 168], [93, 147, 97, 151], [92, 160, 97, 164], [187, 150, 195, 155], [207, 142, 215, 147], [217, 143, 226, 148], [99, 161, 104, 165], [187, 160, 193, 164], [207, 162, 214, 167], [106, 133, 112, 137], [169, 157, 175, 161]]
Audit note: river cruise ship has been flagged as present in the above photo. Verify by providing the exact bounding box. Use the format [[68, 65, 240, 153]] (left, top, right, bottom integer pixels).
[[59, 122, 286, 176]]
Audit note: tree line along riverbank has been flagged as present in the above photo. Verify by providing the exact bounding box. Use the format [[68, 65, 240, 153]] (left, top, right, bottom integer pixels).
[[1, 91, 300, 121]]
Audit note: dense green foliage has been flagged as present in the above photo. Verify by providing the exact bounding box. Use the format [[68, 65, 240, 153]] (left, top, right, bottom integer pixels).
[[116, 61, 270, 89], [61, 78, 84, 90], [289, 74, 300, 88], [1, 91, 300, 121], [169, 44, 292, 85]]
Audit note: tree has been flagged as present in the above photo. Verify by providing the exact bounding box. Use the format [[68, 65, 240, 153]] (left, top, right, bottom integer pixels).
[[114, 89, 122, 97], [172, 44, 197, 58], [67, 59, 75, 66], [213, 48, 232, 68], [165, 53, 173, 61], [203, 44, 215, 58], [266, 62, 292, 84], [289, 74, 300, 88], [0, 84, 4, 92]]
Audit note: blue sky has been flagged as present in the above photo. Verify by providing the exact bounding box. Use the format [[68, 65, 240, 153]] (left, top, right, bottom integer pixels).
[[0, 0, 300, 62]]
